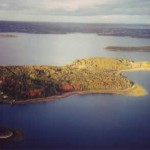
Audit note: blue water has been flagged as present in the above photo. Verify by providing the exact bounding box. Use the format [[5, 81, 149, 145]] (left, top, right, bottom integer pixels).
[[1, 72, 150, 149], [0, 22, 150, 149], [1, 76, 150, 149]]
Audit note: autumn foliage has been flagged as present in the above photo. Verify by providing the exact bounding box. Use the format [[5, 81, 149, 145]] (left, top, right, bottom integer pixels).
[[1, 57, 149, 101]]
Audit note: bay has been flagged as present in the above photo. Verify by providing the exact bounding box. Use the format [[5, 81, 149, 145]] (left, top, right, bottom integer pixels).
[[0, 33, 150, 149]]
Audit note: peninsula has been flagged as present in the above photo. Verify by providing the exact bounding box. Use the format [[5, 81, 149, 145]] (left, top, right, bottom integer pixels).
[[105, 46, 150, 52], [0, 57, 150, 104]]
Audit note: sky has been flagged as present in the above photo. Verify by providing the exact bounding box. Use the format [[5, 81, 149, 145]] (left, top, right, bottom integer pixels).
[[0, 0, 150, 24]]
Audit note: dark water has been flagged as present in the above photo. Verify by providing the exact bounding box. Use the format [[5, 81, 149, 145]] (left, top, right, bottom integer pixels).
[[0, 22, 150, 149], [1, 72, 150, 149]]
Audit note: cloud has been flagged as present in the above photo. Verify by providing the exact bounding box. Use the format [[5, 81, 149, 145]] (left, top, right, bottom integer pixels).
[[0, 0, 100, 10], [0, 0, 149, 15], [0, 0, 149, 23], [41, 0, 103, 11]]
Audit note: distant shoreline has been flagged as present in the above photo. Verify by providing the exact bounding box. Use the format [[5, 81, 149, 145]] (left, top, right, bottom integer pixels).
[[0, 21, 150, 38], [105, 46, 150, 52], [0, 34, 16, 38]]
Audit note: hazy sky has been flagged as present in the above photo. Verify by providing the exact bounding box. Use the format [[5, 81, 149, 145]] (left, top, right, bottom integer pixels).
[[0, 0, 150, 24]]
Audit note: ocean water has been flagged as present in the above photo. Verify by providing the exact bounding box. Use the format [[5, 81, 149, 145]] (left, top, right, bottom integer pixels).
[[0, 22, 150, 149]]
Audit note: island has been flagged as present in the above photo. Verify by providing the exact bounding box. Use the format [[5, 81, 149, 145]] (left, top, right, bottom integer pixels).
[[105, 46, 150, 52], [0, 128, 13, 139], [0, 126, 23, 141], [0, 34, 17, 38], [0, 57, 150, 104]]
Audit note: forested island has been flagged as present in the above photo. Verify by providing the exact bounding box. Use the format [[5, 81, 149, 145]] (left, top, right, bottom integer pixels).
[[0, 57, 150, 104], [105, 46, 150, 52]]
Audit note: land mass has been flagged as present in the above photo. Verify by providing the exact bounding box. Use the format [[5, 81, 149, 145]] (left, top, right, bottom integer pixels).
[[105, 46, 150, 52], [0, 126, 23, 141], [0, 21, 150, 38], [0, 57, 150, 104], [0, 34, 16, 38]]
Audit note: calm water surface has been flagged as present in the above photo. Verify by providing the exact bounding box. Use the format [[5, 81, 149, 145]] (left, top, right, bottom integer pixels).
[[0, 33, 150, 149], [0, 33, 150, 65]]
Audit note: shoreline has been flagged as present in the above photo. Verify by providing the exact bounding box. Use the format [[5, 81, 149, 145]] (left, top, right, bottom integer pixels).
[[0, 130, 13, 139], [0, 127, 23, 141], [118, 68, 150, 75], [6, 83, 146, 105], [11, 68, 150, 105]]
